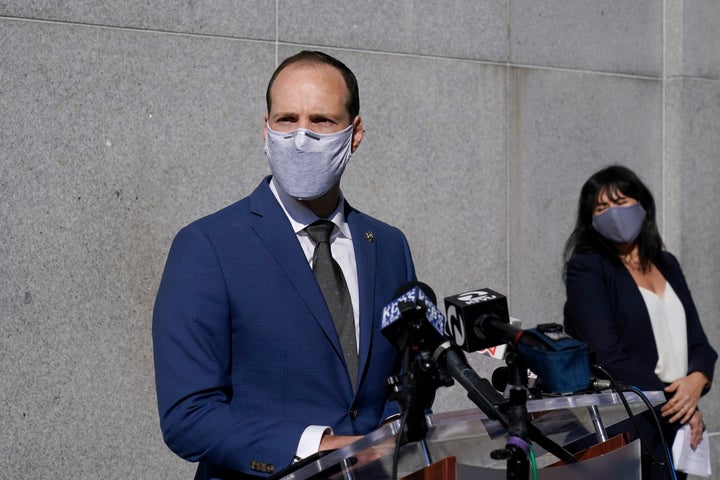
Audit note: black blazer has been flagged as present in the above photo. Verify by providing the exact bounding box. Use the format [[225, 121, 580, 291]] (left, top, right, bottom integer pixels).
[[564, 251, 716, 391]]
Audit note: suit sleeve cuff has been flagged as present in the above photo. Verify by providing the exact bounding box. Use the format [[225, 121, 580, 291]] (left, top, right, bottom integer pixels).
[[295, 425, 332, 460]]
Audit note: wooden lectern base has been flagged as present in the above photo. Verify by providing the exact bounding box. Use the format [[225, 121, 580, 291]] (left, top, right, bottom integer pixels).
[[549, 433, 629, 466], [400, 434, 629, 480], [400, 456, 457, 480]]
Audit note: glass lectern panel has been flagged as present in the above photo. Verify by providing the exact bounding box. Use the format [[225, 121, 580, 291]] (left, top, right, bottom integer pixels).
[[273, 391, 664, 480]]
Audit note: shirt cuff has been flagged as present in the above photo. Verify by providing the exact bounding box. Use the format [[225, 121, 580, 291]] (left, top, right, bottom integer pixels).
[[295, 425, 332, 461], [382, 413, 402, 424]]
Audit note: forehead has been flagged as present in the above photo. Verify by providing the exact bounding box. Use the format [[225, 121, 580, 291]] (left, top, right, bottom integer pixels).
[[269, 63, 349, 112]]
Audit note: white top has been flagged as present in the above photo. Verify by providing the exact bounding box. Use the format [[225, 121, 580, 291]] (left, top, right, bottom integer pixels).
[[638, 281, 688, 383]]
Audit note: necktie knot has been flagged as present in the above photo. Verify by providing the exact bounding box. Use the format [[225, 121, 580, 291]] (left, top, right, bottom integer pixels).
[[306, 220, 334, 245]]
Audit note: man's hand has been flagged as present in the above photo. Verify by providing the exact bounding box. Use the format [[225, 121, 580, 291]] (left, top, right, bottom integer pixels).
[[318, 434, 362, 452]]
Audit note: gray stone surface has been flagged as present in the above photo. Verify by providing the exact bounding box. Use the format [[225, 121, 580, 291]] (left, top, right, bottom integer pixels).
[[511, 0, 662, 75], [1, 1, 719, 478], [679, 1, 720, 79], [672, 79, 720, 479], [278, 0, 508, 61], [0, 1, 274, 39], [0, 17, 272, 479]]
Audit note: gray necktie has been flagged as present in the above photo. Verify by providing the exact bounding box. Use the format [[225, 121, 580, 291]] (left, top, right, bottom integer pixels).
[[306, 220, 358, 390]]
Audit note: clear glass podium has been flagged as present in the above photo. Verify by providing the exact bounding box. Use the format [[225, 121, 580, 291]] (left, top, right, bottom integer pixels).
[[272, 391, 664, 480]]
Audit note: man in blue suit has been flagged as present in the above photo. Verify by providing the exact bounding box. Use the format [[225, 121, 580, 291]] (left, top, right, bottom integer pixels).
[[152, 51, 416, 479]]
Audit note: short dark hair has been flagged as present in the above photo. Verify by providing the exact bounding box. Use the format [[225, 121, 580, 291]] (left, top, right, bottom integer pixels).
[[265, 50, 360, 119], [563, 164, 664, 271]]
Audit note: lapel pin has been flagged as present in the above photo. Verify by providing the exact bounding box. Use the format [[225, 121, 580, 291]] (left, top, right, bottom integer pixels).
[[365, 231, 375, 243]]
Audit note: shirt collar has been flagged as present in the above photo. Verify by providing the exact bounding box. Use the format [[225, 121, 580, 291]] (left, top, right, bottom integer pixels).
[[269, 177, 352, 239]]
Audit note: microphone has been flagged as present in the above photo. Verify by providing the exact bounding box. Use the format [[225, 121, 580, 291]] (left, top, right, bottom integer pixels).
[[382, 284, 582, 466], [444, 288, 511, 351], [443, 290, 583, 466], [444, 288, 593, 394], [431, 339, 508, 422], [380, 282, 448, 443], [381, 282, 445, 352], [444, 288, 553, 352], [381, 282, 508, 422], [491, 366, 510, 392]]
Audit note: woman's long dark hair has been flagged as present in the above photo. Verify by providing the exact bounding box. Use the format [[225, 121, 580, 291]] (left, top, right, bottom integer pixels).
[[563, 165, 664, 272]]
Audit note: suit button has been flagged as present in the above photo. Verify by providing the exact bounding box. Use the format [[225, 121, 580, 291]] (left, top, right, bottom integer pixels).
[[250, 461, 275, 473], [349, 408, 359, 419]]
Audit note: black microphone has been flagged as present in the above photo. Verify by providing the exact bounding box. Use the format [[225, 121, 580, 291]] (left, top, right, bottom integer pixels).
[[380, 282, 448, 443], [431, 339, 508, 422], [445, 288, 593, 394], [444, 288, 546, 351], [384, 286, 578, 464], [381, 281, 445, 352], [491, 366, 509, 392], [381, 283, 508, 422]]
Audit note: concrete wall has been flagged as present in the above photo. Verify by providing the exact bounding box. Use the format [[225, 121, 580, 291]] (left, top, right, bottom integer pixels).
[[1, 1, 718, 478]]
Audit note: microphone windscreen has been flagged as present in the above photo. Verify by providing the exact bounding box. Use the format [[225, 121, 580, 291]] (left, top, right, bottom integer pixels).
[[381, 283, 446, 352], [393, 281, 436, 304], [444, 288, 509, 351]]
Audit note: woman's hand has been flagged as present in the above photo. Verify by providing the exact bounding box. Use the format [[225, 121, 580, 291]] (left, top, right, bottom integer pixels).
[[661, 371, 709, 424], [688, 409, 705, 450]]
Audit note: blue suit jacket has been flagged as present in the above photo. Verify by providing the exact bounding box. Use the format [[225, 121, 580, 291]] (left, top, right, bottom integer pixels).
[[153, 177, 416, 478], [564, 251, 716, 391]]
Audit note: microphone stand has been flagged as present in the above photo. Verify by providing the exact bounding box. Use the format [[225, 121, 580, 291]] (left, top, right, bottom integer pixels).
[[388, 347, 447, 445], [494, 349, 583, 479], [386, 301, 454, 445], [491, 350, 530, 480], [387, 346, 453, 480], [435, 343, 577, 480]]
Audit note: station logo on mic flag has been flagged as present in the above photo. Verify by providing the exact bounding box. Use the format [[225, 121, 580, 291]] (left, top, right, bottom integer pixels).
[[381, 285, 445, 336], [444, 288, 509, 351]]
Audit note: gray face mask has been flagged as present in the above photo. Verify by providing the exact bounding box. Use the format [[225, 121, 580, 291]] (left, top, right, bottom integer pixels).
[[592, 203, 647, 244], [264, 123, 353, 201]]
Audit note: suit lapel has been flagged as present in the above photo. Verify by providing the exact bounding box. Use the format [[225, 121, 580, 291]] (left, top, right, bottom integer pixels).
[[248, 179, 346, 362], [347, 206, 377, 390]]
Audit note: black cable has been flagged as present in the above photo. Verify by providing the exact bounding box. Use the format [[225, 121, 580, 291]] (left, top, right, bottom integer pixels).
[[630, 386, 678, 480], [591, 366, 647, 447], [391, 408, 409, 480], [390, 346, 413, 480], [592, 365, 674, 480]]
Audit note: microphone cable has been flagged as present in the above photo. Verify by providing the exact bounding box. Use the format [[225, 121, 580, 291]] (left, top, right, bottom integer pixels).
[[591, 364, 676, 480], [528, 442, 539, 480], [391, 407, 409, 480], [391, 346, 412, 480], [628, 385, 678, 480]]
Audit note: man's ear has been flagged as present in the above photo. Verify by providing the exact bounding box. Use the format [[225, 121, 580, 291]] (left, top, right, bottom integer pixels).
[[351, 116, 364, 153], [263, 112, 269, 141]]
